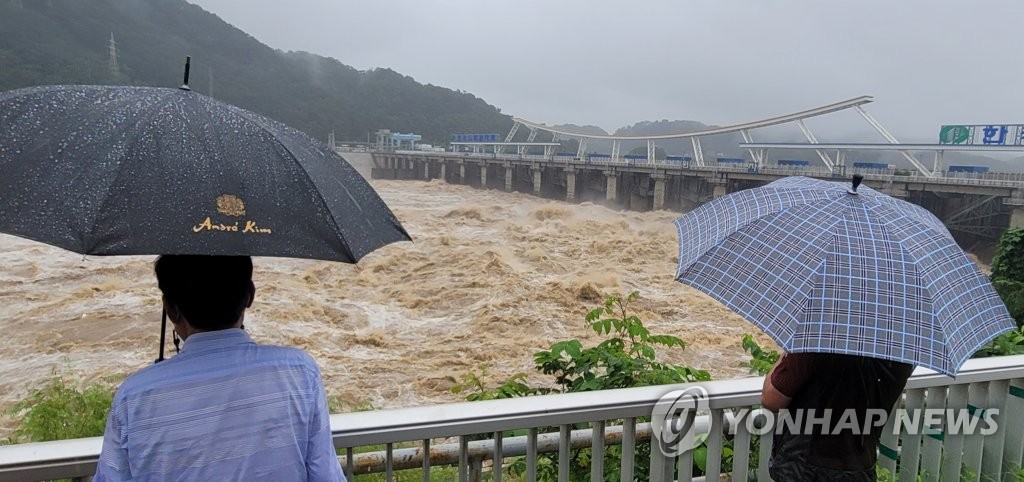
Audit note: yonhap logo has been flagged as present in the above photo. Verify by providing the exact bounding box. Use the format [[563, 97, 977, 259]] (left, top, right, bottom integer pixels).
[[651, 384, 999, 456], [651, 386, 709, 457]]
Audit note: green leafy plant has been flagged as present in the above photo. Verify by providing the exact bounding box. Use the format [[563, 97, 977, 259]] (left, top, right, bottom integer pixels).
[[739, 333, 780, 376], [991, 227, 1024, 328], [992, 227, 1024, 284], [976, 226, 1024, 357], [456, 291, 711, 481], [974, 326, 1024, 358], [533, 292, 710, 393], [8, 373, 114, 443], [452, 369, 540, 401]]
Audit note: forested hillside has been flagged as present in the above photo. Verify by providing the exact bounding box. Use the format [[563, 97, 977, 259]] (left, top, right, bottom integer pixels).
[[0, 0, 513, 144]]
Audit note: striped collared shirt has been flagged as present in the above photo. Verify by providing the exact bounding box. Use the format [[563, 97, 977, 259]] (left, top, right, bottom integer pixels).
[[94, 329, 345, 481]]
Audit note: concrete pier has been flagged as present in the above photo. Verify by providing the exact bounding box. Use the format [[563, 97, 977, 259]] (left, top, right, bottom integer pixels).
[[480, 163, 488, 188], [532, 168, 542, 195], [653, 173, 666, 210], [505, 166, 513, 192], [1012, 207, 1024, 228], [605, 171, 617, 202], [566, 168, 576, 202]]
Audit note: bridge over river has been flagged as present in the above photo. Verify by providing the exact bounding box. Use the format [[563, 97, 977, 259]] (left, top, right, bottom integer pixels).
[[371, 150, 1024, 247], [367, 95, 1024, 247]]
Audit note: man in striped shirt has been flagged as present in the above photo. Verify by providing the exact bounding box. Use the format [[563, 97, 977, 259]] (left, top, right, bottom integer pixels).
[[94, 255, 346, 481]]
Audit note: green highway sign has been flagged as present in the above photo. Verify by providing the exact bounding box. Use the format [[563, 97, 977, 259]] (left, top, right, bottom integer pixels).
[[939, 125, 970, 144]]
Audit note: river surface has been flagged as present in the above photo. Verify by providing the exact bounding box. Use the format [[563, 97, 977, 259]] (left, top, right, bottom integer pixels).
[[0, 173, 775, 437]]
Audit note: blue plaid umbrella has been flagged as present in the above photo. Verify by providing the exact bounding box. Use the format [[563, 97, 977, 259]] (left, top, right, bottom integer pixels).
[[674, 176, 1014, 376]]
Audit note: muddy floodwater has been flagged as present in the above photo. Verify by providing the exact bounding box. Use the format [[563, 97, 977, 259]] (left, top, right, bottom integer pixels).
[[0, 176, 776, 437]]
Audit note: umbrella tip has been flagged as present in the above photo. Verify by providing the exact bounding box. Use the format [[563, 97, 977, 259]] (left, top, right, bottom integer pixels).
[[179, 56, 191, 91], [848, 174, 864, 195]]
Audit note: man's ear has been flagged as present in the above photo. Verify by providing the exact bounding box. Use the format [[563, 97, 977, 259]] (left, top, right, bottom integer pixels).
[[246, 281, 256, 308], [163, 296, 183, 324]]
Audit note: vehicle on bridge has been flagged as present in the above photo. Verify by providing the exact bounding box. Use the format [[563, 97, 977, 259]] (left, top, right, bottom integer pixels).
[[554, 152, 579, 161], [852, 162, 893, 171], [666, 155, 693, 167], [948, 165, 990, 175], [623, 154, 648, 166], [777, 159, 810, 168], [450, 133, 501, 143]]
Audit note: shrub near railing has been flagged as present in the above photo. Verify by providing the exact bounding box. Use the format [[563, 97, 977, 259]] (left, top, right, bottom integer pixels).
[[452, 291, 713, 481], [4, 370, 114, 445], [977, 226, 1024, 357]]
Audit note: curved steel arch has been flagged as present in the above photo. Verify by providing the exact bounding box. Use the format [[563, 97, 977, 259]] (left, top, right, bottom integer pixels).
[[512, 95, 874, 141]]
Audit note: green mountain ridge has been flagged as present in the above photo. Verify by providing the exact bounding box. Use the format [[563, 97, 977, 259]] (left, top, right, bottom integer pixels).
[[0, 0, 513, 145], [2, 0, 1022, 174]]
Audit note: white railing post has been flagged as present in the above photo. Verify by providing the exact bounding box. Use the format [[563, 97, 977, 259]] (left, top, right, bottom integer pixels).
[[731, 410, 752, 482], [649, 425, 671, 482], [493, 431, 503, 482], [919, 386, 948, 481], [527, 428, 538, 482], [981, 379, 1008, 478], [878, 398, 900, 477], [1003, 378, 1024, 476], [345, 447, 355, 481], [941, 384, 969, 480], [620, 418, 635, 482], [758, 431, 774, 481], [962, 382, 989, 481], [897, 389, 926, 481], [559, 425, 570, 482], [591, 421, 604, 482], [422, 439, 430, 482], [459, 435, 470, 482], [385, 442, 394, 482], [705, 409, 724, 480], [676, 420, 694, 482]]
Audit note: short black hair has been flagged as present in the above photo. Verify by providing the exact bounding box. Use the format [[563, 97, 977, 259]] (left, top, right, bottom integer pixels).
[[154, 255, 254, 331]]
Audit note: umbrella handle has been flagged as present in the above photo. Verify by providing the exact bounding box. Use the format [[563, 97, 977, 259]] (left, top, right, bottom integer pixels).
[[179, 56, 191, 91], [156, 308, 167, 363]]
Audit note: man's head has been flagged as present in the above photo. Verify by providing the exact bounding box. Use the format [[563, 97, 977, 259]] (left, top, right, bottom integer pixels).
[[154, 255, 255, 331]]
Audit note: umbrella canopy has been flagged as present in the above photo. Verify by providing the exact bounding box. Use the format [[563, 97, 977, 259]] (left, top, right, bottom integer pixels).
[[674, 176, 1014, 376], [0, 84, 410, 263]]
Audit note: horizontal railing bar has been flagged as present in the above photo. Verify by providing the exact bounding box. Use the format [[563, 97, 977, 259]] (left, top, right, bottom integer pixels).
[[329, 378, 760, 447], [345, 424, 653, 474]]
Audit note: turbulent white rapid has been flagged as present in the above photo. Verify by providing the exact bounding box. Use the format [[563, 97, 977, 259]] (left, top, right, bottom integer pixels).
[[0, 172, 774, 437]]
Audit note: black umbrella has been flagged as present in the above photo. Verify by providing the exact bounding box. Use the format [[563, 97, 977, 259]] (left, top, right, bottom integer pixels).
[[0, 60, 411, 359]]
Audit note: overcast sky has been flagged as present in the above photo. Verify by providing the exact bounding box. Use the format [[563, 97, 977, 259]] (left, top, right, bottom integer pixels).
[[189, 0, 1022, 141]]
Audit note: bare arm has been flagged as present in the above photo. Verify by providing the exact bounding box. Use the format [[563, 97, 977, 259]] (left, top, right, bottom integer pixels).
[[761, 358, 793, 412]]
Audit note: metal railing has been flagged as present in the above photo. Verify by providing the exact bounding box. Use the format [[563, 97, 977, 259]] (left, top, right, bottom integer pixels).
[[3, 355, 1024, 481]]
